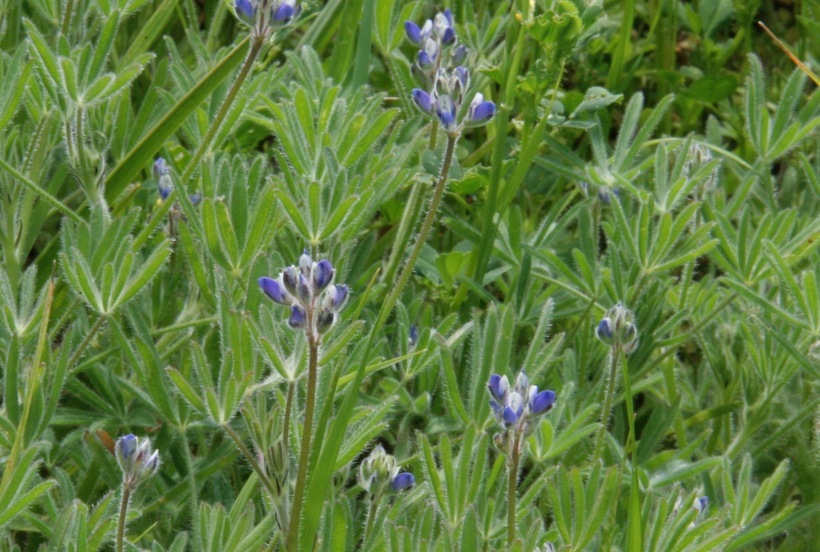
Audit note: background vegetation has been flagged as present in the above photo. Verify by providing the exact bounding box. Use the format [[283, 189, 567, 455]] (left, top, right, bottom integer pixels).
[[0, 0, 817, 550]]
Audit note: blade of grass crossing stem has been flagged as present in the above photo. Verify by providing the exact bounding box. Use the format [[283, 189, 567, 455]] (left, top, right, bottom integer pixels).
[[104, 36, 250, 202], [327, 0, 365, 83], [606, 0, 635, 91], [470, 2, 527, 303], [622, 349, 643, 549], [120, 0, 180, 66], [351, 0, 375, 87]]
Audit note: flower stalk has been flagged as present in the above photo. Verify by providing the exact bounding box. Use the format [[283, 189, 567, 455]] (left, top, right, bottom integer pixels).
[[487, 371, 556, 547], [593, 303, 639, 464]]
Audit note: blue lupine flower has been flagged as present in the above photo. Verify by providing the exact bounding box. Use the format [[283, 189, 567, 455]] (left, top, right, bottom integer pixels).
[[154, 157, 173, 200], [259, 276, 291, 305], [259, 253, 348, 335], [502, 393, 525, 425], [442, 9, 454, 28], [529, 389, 556, 416], [488, 371, 556, 431], [454, 66, 470, 92], [412, 89, 433, 113], [326, 284, 348, 310], [467, 93, 496, 124], [358, 445, 415, 497], [391, 472, 415, 491], [418, 38, 439, 68], [118, 433, 138, 460], [405, 21, 423, 45], [488, 374, 510, 403], [115, 434, 160, 489], [153, 157, 170, 181], [234, 0, 301, 31], [405, 10, 463, 76], [694, 496, 709, 515], [234, 0, 255, 21], [273, 0, 300, 22], [596, 317, 613, 342], [413, 67, 495, 135], [435, 94, 457, 131], [390, 471, 415, 492], [288, 305, 307, 328], [433, 10, 455, 44], [408, 324, 419, 347], [312, 259, 334, 291], [596, 303, 638, 352]]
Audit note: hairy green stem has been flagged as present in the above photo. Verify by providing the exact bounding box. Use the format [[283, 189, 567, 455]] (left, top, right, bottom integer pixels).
[[179, 430, 200, 549], [296, 134, 459, 544], [116, 483, 131, 552], [507, 432, 522, 546], [363, 497, 380, 547], [286, 332, 320, 552], [593, 342, 620, 464], [382, 134, 457, 327]]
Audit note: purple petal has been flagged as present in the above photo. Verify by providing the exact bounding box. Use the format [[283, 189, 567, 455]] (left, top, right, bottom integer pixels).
[[471, 101, 495, 122], [153, 157, 169, 180], [158, 184, 171, 200], [312, 259, 334, 290], [418, 51, 433, 68], [443, 8, 454, 27], [189, 193, 202, 206], [455, 66, 469, 90], [529, 390, 556, 416], [390, 472, 415, 492], [408, 324, 419, 346], [288, 305, 307, 328], [502, 405, 520, 425], [442, 26, 456, 45], [234, 0, 255, 20], [437, 110, 455, 130], [259, 277, 289, 304], [404, 21, 422, 44], [273, 3, 296, 22], [487, 374, 507, 402], [118, 434, 137, 459], [435, 95, 457, 130], [596, 318, 613, 341], [489, 399, 502, 421], [330, 284, 348, 310], [412, 89, 433, 113]]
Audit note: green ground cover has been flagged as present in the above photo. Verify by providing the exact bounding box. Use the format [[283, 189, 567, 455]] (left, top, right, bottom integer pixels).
[[0, 0, 817, 550]]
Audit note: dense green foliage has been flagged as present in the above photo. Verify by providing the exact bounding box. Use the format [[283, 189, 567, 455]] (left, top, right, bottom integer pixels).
[[0, 0, 817, 550]]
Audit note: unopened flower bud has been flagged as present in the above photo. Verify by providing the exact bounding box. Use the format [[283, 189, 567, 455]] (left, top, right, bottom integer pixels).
[[115, 434, 160, 489]]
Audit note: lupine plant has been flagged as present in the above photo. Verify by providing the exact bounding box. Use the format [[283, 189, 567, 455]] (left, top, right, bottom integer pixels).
[[0, 0, 817, 551], [488, 371, 556, 546]]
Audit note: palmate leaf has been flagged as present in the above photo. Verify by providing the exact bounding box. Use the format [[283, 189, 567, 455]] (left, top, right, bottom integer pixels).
[[0, 446, 55, 528]]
